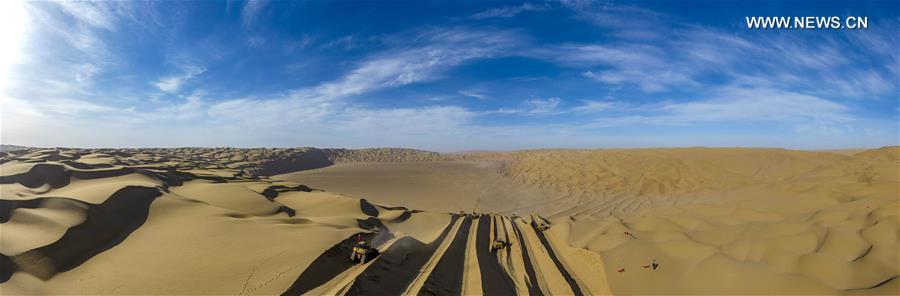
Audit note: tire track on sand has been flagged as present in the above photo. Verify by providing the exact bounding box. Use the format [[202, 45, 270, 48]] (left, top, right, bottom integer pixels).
[[477, 215, 517, 295], [418, 216, 473, 295], [530, 220, 583, 296]]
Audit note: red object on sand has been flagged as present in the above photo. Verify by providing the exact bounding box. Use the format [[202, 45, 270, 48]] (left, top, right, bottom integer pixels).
[[617, 268, 626, 273]]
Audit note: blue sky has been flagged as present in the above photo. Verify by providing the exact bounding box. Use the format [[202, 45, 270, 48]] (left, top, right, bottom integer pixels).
[[1, 1, 897, 151]]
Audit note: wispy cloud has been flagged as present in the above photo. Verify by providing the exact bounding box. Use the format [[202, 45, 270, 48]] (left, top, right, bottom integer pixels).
[[458, 90, 491, 100], [552, 44, 698, 92], [524, 97, 561, 114], [321, 35, 359, 50], [494, 97, 564, 115], [472, 3, 548, 19], [572, 100, 615, 113], [193, 28, 523, 134], [153, 65, 206, 93], [545, 3, 898, 106], [294, 28, 522, 102], [241, 0, 268, 25], [337, 106, 475, 136], [659, 87, 852, 124], [56, 1, 124, 31], [3, 1, 128, 106], [580, 87, 853, 130]]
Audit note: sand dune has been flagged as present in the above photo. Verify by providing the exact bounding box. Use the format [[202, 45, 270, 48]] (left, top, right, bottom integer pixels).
[[1, 147, 897, 294]]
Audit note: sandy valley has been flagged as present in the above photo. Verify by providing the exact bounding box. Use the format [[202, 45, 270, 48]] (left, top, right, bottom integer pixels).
[[275, 161, 554, 214]]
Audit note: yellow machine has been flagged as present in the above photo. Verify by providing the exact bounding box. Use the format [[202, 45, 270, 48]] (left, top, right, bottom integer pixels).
[[491, 240, 510, 252], [350, 237, 372, 264]]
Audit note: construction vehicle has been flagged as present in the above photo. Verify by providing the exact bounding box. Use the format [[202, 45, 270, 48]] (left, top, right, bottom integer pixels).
[[350, 234, 374, 264], [491, 240, 510, 252]]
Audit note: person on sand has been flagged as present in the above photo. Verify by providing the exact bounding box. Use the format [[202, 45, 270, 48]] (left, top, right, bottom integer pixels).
[[643, 259, 658, 270]]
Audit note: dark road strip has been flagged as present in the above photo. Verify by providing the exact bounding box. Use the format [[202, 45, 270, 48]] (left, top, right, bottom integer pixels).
[[511, 220, 544, 296], [344, 215, 459, 296], [418, 216, 473, 295], [492, 215, 498, 240], [531, 222, 584, 296], [476, 215, 517, 296]]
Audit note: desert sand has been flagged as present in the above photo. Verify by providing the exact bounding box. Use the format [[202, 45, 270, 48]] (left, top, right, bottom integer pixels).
[[274, 161, 552, 214], [1, 146, 897, 295]]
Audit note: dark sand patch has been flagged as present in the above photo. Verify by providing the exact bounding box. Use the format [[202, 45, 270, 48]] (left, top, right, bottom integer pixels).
[[418, 216, 473, 295], [531, 221, 583, 296], [512, 220, 543, 296], [477, 215, 517, 295], [5, 186, 162, 281]]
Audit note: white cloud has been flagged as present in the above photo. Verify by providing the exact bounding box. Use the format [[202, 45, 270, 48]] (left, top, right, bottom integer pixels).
[[159, 28, 520, 137], [458, 90, 490, 100], [337, 106, 474, 135], [524, 97, 561, 114], [490, 97, 568, 115], [582, 87, 853, 129], [292, 28, 520, 102], [153, 77, 184, 93], [56, 1, 120, 30], [660, 87, 852, 123], [556, 44, 696, 92], [472, 3, 547, 19], [572, 100, 615, 112], [322, 36, 358, 50], [153, 65, 206, 93]]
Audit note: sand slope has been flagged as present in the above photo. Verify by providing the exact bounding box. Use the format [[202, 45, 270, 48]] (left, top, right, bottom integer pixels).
[[275, 161, 552, 213]]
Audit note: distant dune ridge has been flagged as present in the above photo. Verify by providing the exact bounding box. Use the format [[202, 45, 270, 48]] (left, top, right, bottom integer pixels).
[[322, 148, 441, 163], [0, 145, 30, 153], [1, 146, 897, 294]]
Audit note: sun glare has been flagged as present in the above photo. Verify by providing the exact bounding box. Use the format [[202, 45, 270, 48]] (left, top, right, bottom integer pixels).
[[0, 0, 28, 89]]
